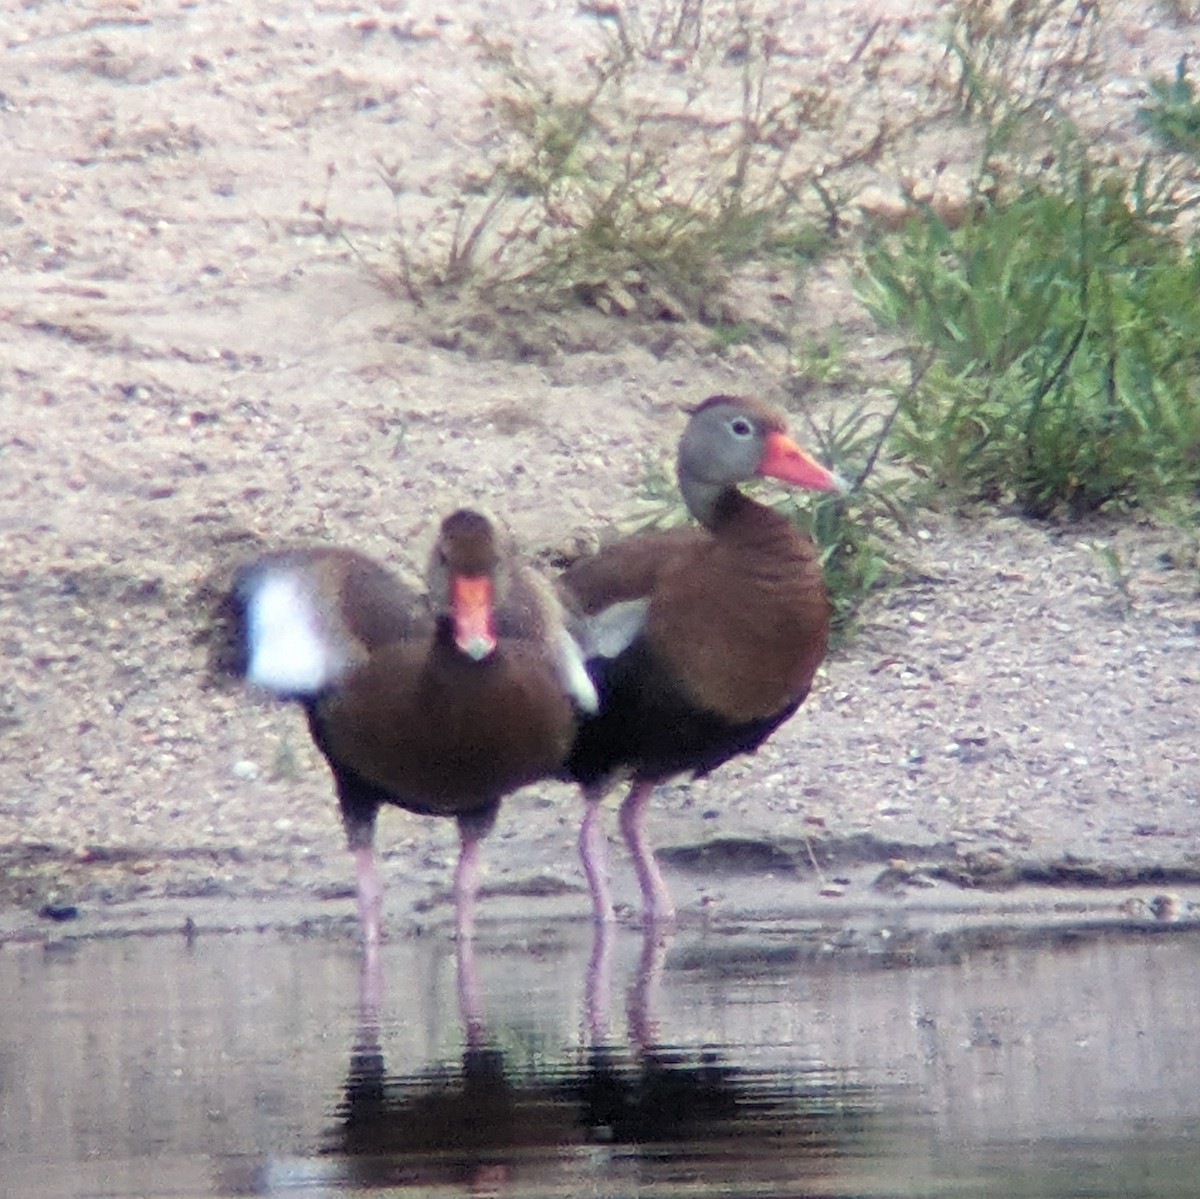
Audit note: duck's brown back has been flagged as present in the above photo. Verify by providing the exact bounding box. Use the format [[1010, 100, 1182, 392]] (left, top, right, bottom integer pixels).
[[561, 527, 710, 616]]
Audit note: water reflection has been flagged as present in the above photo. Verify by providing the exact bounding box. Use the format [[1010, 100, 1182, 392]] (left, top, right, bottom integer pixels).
[[4, 917, 1200, 1197], [326, 926, 882, 1194]]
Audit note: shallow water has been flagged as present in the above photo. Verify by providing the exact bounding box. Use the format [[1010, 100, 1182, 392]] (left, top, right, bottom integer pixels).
[[3, 918, 1199, 1198]]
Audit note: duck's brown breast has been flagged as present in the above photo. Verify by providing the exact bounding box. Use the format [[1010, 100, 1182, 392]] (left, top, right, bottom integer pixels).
[[645, 507, 829, 724], [314, 641, 576, 814]]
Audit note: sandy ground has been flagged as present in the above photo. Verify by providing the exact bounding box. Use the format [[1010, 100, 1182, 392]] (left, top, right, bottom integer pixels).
[[2, 0, 1199, 945]]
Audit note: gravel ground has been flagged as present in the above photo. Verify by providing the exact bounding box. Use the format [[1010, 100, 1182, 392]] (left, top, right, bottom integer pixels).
[[2, 0, 1198, 943]]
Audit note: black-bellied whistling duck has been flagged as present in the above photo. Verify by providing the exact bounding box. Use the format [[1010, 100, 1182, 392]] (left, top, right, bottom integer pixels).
[[224, 509, 596, 951], [561, 396, 843, 924]]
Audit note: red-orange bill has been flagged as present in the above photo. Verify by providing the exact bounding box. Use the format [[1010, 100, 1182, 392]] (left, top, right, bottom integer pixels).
[[757, 430, 844, 492], [450, 575, 497, 660]]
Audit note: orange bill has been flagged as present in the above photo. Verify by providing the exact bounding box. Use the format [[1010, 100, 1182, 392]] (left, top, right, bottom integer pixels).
[[757, 430, 844, 492], [450, 575, 497, 660]]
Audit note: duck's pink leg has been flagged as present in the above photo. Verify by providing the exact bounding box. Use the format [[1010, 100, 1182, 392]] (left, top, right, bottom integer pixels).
[[618, 780, 676, 925], [353, 845, 384, 958], [358, 941, 383, 1036], [579, 796, 616, 924], [453, 822, 484, 942]]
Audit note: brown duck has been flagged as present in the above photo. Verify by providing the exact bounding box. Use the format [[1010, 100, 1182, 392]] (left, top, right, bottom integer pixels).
[[224, 509, 596, 950], [561, 396, 842, 924]]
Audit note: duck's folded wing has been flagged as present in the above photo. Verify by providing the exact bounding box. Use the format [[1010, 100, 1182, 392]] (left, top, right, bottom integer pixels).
[[558, 527, 707, 662], [501, 563, 599, 715]]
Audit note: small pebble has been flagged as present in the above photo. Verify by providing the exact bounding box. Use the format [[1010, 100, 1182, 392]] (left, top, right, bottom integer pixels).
[[1150, 894, 1182, 922], [39, 903, 80, 922]]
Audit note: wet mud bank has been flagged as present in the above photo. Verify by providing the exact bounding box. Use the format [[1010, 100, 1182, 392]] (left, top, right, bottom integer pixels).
[[4, 830, 1199, 953]]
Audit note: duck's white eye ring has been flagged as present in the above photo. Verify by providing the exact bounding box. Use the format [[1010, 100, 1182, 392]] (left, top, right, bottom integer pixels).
[[729, 417, 754, 437]]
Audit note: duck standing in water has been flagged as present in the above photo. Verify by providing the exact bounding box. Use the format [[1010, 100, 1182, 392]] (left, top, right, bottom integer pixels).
[[222, 508, 597, 951], [561, 396, 842, 924]]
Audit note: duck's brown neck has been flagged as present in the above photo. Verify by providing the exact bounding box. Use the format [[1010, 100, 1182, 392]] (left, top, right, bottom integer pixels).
[[679, 472, 741, 530], [681, 479, 812, 578], [705, 488, 817, 580], [681, 478, 777, 533]]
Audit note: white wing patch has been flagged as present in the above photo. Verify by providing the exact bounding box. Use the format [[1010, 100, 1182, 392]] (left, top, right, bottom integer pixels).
[[553, 627, 599, 714], [243, 571, 342, 696], [582, 598, 649, 662]]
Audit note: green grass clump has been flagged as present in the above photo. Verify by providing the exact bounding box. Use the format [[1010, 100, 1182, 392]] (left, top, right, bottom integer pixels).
[[785, 397, 912, 641], [945, 0, 1101, 128], [861, 166, 1200, 518], [1140, 57, 1200, 158], [457, 21, 835, 318], [381, 5, 898, 327]]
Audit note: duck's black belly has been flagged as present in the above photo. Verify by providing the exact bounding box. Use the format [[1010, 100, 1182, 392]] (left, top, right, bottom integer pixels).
[[564, 638, 804, 789]]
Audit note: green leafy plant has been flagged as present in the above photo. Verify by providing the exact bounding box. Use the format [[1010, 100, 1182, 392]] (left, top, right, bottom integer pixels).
[[1087, 541, 1135, 615], [786, 396, 913, 639], [1140, 57, 1200, 157], [270, 733, 303, 783], [861, 162, 1200, 517], [708, 319, 761, 352]]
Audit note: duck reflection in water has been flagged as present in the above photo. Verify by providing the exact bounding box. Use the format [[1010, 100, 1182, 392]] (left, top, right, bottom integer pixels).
[[326, 925, 878, 1193]]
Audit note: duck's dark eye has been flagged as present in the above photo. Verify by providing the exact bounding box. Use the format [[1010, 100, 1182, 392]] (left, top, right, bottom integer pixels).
[[729, 417, 753, 438]]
